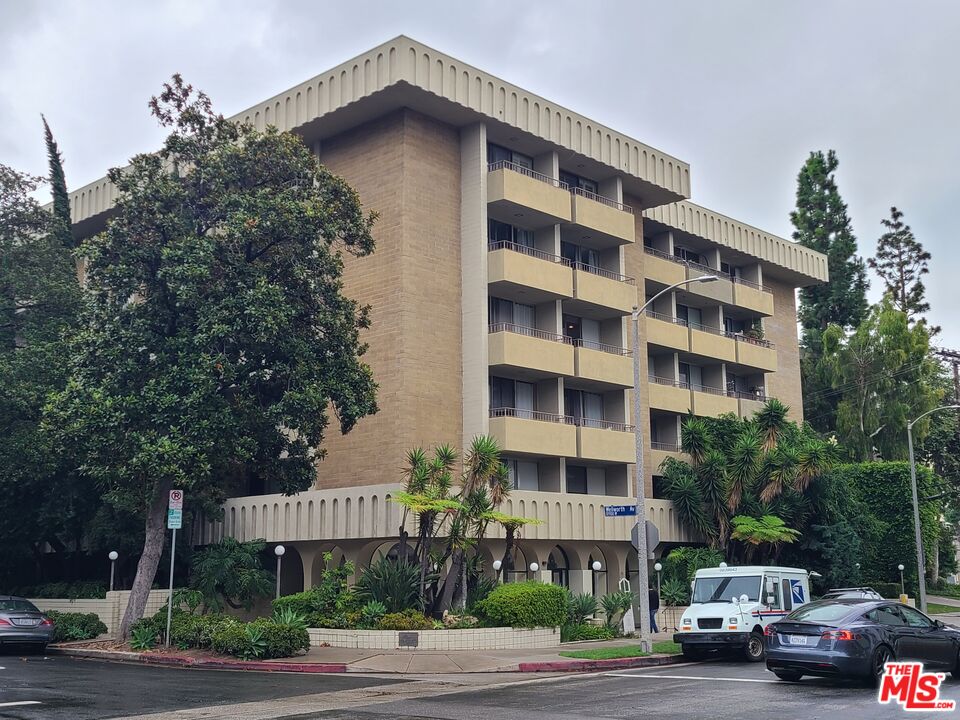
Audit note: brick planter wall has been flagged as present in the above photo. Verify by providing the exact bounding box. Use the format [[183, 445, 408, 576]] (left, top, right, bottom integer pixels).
[[308, 626, 559, 650]]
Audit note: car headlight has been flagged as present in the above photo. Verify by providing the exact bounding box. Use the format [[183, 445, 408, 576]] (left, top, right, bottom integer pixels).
[[681, 618, 690, 625], [728, 617, 738, 624]]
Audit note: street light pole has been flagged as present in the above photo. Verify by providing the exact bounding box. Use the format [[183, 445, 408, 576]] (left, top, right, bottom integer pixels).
[[907, 404, 960, 614], [108, 551, 118, 592], [274, 545, 286, 600], [632, 274, 718, 653]]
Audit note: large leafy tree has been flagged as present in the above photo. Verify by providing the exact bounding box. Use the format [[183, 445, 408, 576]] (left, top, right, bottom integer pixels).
[[791, 150, 869, 430], [817, 297, 941, 461], [0, 148, 87, 583], [661, 400, 835, 563], [868, 206, 936, 332], [45, 76, 378, 637]]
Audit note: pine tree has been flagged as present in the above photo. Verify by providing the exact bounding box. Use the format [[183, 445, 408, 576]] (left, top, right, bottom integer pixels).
[[868, 206, 936, 332], [791, 150, 869, 336], [42, 115, 75, 250]]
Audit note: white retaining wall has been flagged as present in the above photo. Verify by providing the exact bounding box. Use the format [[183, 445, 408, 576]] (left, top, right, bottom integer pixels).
[[308, 626, 559, 650], [30, 590, 170, 635]]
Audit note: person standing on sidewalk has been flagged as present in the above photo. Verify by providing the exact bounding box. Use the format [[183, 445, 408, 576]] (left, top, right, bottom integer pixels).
[[648, 586, 660, 633]]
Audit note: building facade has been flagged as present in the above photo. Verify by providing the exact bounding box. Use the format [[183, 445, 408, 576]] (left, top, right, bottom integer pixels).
[[67, 37, 828, 598]]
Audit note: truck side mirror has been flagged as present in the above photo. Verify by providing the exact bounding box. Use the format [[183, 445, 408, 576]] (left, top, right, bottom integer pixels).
[[767, 595, 775, 605], [766, 580, 775, 594]]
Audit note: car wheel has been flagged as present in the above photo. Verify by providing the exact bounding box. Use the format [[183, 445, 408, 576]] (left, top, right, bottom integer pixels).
[[773, 670, 803, 682], [744, 631, 764, 662], [869, 645, 893, 687]]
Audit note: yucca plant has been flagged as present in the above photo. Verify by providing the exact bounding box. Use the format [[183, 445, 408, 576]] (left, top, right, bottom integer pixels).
[[355, 555, 422, 613], [270, 607, 307, 631], [600, 591, 634, 629], [567, 592, 599, 626], [129, 625, 156, 651], [240, 624, 267, 660]]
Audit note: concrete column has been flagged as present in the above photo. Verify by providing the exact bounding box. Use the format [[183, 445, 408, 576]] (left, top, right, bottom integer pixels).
[[461, 123, 489, 448], [534, 151, 559, 181], [535, 224, 561, 256], [599, 176, 623, 204], [569, 569, 592, 595]]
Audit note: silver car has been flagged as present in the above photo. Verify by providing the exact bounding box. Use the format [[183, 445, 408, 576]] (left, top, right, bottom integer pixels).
[[0, 596, 54, 651]]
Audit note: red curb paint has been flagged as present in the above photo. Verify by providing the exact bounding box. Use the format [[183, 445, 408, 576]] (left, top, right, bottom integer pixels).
[[518, 654, 684, 673]]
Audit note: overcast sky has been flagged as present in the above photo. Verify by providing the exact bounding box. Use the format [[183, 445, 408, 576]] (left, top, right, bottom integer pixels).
[[3, 0, 958, 348]]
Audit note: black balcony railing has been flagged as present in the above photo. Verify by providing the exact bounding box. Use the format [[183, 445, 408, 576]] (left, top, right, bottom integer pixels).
[[570, 185, 633, 213], [487, 240, 570, 265], [645, 310, 688, 327], [651, 441, 682, 452], [568, 337, 631, 356], [489, 407, 574, 424], [572, 261, 635, 284], [733, 333, 776, 349], [488, 323, 572, 344], [574, 417, 634, 432], [688, 321, 736, 339], [649, 375, 689, 389], [732, 276, 773, 295], [488, 160, 568, 189]]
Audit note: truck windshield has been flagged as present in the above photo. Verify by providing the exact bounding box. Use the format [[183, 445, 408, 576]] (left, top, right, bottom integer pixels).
[[692, 575, 761, 604]]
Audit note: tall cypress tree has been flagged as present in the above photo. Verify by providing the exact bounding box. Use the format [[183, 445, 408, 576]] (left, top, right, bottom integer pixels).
[[791, 150, 869, 337], [790, 150, 869, 431], [42, 115, 75, 250], [868, 206, 936, 332]]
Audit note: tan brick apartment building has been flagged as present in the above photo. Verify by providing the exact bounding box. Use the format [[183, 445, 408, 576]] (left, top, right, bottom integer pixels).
[[67, 36, 828, 598]]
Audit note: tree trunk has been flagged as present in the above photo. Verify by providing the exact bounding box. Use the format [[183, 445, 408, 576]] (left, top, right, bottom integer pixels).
[[437, 549, 463, 614], [119, 479, 172, 640], [499, 529, 516, 581]]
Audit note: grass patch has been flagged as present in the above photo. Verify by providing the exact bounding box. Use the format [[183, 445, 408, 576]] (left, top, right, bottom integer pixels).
[[558, 641, 680, 660], [926, 602, 960, 615]]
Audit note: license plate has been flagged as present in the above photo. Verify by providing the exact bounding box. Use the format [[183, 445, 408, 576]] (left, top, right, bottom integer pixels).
[[13, 618, 38, 627], [787, 635, 808, 646]]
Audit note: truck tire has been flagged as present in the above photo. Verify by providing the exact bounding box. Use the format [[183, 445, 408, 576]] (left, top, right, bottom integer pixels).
[[744, 631, 764, 662]]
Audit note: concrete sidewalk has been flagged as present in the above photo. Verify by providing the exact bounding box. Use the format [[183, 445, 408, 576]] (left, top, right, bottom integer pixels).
[[265, 633, 679, 673], [929, 595, 960, 609]]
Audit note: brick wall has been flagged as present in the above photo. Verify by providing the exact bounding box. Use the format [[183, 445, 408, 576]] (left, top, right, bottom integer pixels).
[[315, 110, 462, 489]]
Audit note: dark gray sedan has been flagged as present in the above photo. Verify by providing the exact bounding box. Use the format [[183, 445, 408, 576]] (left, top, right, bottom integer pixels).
[[0, 596, 54, 651], [765, 599, 960, 685]]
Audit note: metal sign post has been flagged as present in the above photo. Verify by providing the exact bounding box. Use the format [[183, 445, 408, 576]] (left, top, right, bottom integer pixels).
[[165, 490, 184, 647]]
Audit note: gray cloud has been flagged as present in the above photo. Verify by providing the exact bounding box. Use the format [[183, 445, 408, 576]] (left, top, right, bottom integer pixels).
[[3, 0, 958, 347]]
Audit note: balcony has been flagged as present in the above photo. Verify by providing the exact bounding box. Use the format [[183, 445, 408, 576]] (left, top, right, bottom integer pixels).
[[732, 277, 774, 316], [577, 419, 635, 464], [644, 311, 690, 352], [648, 376, 693, 414], [489, 407, 577, 457], [688, 323, 736, 363], [569, 188, 635, 246], [643, 247, 687, 286], [733, 334, 778, 372], [732, 391, 768, 419], [691, 384, 738, 417], [573, 339, 633, 388], [572, 263, 636, 314], [488, 323, 574, 378], [487, 242, 573, 302], [650, 441, 689, 474], [487, 161, 572, 225]]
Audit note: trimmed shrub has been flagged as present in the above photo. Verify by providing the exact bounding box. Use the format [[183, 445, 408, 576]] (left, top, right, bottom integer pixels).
[[561, 623, 617, 642], [478, 581, 567, 628], [272, 590, 317, 617], [210, 619, 247, 656], [252, 618, 310, 658], [170, 613, 234, 649], [46, 611, 108, 643], [866, 582, 902, 599], [210, 618, 309, 659], [376, 609, 433, 630], [15, 582, 107, 599]]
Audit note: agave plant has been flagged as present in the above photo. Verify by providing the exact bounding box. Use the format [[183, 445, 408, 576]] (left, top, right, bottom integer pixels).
[[567, 592, 599, 626], [355, 555, 422, 613], [271, 607, 307, 631]]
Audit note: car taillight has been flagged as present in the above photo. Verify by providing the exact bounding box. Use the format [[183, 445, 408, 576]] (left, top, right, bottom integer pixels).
[[764, 625, 777, 637], [40, 617, 54, 626], [821, 629, 857, 641], [0, 618, 10, 626]]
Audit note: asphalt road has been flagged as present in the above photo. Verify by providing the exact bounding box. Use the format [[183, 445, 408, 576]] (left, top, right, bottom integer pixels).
[[4, 651, 960, 719]]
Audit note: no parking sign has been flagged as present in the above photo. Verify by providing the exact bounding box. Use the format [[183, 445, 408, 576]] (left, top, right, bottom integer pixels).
[[167, 490, 184, 529]]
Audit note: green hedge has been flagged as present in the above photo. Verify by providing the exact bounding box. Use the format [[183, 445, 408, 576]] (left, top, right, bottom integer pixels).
[[376, 609, 433, 630], [46, 611, 107, 643], [478, 581, 567, 628], [210, 618, 309, 659], [14, 582, 107, 599], [561, 623, 617, 642]]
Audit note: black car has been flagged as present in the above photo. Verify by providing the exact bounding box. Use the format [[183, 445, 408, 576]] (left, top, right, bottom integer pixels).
[[765, 599, 960, 685]]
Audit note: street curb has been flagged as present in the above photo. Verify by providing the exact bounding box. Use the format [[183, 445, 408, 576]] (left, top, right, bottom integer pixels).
[[50, 646, 347, 673], [518, 654, 684, 673]]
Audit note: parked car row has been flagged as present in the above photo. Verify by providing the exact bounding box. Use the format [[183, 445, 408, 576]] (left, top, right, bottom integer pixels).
[[0, 596, 55, 653]]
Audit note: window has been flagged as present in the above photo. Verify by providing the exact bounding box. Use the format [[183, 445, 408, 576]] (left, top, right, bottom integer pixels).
[[488, 143, 533, 169], [678, 362, 702, 390], [488, 219, 534, 248], [781, 579, 793, 612], [504, 458, 539, 491], [565, 389, 604, 427], [489, 297, 535, 328], [490, 377, 535, 413], [786, 602, 857, 623], [561, 241, 601, 268], [560, 170, 598, 194], [867, 606, 907, 627], [676, 304, 700, 327], [563, 314, 599, 345], [763, 576, 782, 609], [692, 575, 761, 604], [899, 606, 934, 628], [724, 317, 747, 335], [566, 465, 587, 494], [673, 246, 703, 265]]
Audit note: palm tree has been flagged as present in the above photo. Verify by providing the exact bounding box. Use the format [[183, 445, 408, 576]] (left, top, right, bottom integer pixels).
[[755, 398, 790, 451]]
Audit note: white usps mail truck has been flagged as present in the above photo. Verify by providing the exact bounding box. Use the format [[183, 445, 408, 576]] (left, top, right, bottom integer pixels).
[[673, 565, 810, 662]]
